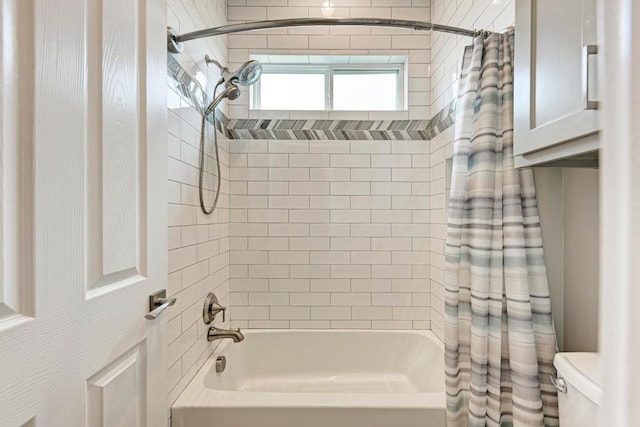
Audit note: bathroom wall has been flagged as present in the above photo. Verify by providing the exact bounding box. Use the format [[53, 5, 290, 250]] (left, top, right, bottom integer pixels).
[[524, 168, 600, 352], [526, 168, 600, 352], [224, 1, 439, 328], [164, 0, 588, 345], [430, 0, 514, 113], [166, 0, 231, 405], [226, 0, 432, 120], [560, 169, 599, 351], [424, 128, 450, 341], [228, 139, 431, 329]]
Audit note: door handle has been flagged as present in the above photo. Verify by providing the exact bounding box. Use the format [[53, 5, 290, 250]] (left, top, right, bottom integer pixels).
[[582, 44, 598, 110], [145, 289, 177, 320]]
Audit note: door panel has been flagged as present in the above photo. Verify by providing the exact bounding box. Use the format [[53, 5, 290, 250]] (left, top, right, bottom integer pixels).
[[0, 0, 167, 425], [98, 0, 141, 278], [0, 0, 35, 320], [87, 0, 146, 292], [87, 344, 146, 427], [33, 0, 87, 312]]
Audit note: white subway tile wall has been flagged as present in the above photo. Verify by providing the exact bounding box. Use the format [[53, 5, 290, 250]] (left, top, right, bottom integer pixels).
[[430, 0, 514, 113], [226, 0, 432, 120], [167, 0, 231, 406], [164, 3, 516, 406], [229, 139, 432, 329]]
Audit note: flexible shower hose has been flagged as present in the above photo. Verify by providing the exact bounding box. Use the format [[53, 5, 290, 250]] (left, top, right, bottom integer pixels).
[[199, 80, 223, 215]]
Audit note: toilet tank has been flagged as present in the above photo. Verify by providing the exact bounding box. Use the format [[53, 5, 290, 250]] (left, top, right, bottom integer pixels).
[[553, 352, 601, 427]]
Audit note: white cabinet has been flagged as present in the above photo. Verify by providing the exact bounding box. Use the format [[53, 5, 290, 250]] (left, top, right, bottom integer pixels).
[[514, 0, 600, 167]]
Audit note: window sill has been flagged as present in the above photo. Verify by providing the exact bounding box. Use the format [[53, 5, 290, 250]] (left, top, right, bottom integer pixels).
[[247, 109, 411, 121]]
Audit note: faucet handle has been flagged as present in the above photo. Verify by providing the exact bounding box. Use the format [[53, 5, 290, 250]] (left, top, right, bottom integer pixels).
[[203, 292, 226, 324]]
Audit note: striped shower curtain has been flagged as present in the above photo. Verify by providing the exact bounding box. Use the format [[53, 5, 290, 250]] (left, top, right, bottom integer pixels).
[[444, 30, 559, 427]]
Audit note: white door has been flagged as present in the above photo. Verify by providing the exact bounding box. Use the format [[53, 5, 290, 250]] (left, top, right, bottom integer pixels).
[[0, 0, 168, 425]]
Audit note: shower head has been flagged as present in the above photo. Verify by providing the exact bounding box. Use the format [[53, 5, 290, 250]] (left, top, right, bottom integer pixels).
[[222, 60, 263, 86], [204, 83, 241, 116], [205, 55, 263, 86], [225, 83, 241, 101], [201, 56, 260, 118]]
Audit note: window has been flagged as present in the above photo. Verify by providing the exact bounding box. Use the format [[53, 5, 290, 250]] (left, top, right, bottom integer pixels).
[[333, 70, 399, 111], [257, 68, 327, 111], [251, 55, 406, 111]]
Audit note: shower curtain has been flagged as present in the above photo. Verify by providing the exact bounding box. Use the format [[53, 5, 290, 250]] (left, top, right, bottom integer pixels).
[[444, 30, 558, 427]]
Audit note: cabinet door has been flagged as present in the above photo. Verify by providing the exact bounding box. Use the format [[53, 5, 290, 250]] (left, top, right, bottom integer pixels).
[[514, 0, 599, 156]]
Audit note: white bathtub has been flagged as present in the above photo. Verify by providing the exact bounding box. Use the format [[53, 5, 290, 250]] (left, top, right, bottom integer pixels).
[[172, 329, 445, 427]]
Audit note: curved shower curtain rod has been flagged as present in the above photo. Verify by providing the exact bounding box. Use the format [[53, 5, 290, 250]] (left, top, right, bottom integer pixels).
[[167, 17, 487, 53]]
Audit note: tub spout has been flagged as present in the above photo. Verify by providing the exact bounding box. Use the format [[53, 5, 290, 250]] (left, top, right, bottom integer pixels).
[[207, 326, 244, 343]]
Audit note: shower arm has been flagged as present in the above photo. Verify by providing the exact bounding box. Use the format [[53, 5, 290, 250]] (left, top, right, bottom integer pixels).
[[167, 17, 489, 53], [205, 55, 228, 75]]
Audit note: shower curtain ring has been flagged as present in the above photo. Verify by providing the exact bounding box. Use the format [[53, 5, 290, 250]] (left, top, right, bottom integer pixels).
[[473, 29, 491, 38]]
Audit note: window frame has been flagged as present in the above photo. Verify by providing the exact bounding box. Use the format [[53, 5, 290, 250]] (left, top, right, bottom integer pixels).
[[251, 62, 406, 111]]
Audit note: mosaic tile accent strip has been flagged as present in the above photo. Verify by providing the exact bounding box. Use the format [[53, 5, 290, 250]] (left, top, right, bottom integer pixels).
[[167, 54, 228, 135], [227, 104, 453, 141], [168, 53, 456, 142]]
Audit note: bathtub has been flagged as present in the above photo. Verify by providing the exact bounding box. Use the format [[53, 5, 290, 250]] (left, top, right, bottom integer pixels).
[[172, 329, 445, 427]]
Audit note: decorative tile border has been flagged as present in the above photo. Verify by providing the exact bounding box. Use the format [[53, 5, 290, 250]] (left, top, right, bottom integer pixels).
[[167, 54, 228, 134], [168, 53, 456, 142], [227, 101, 455, 141]]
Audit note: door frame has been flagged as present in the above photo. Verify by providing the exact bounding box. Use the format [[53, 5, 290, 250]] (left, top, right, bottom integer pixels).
[[599, 0, 640, 425]]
